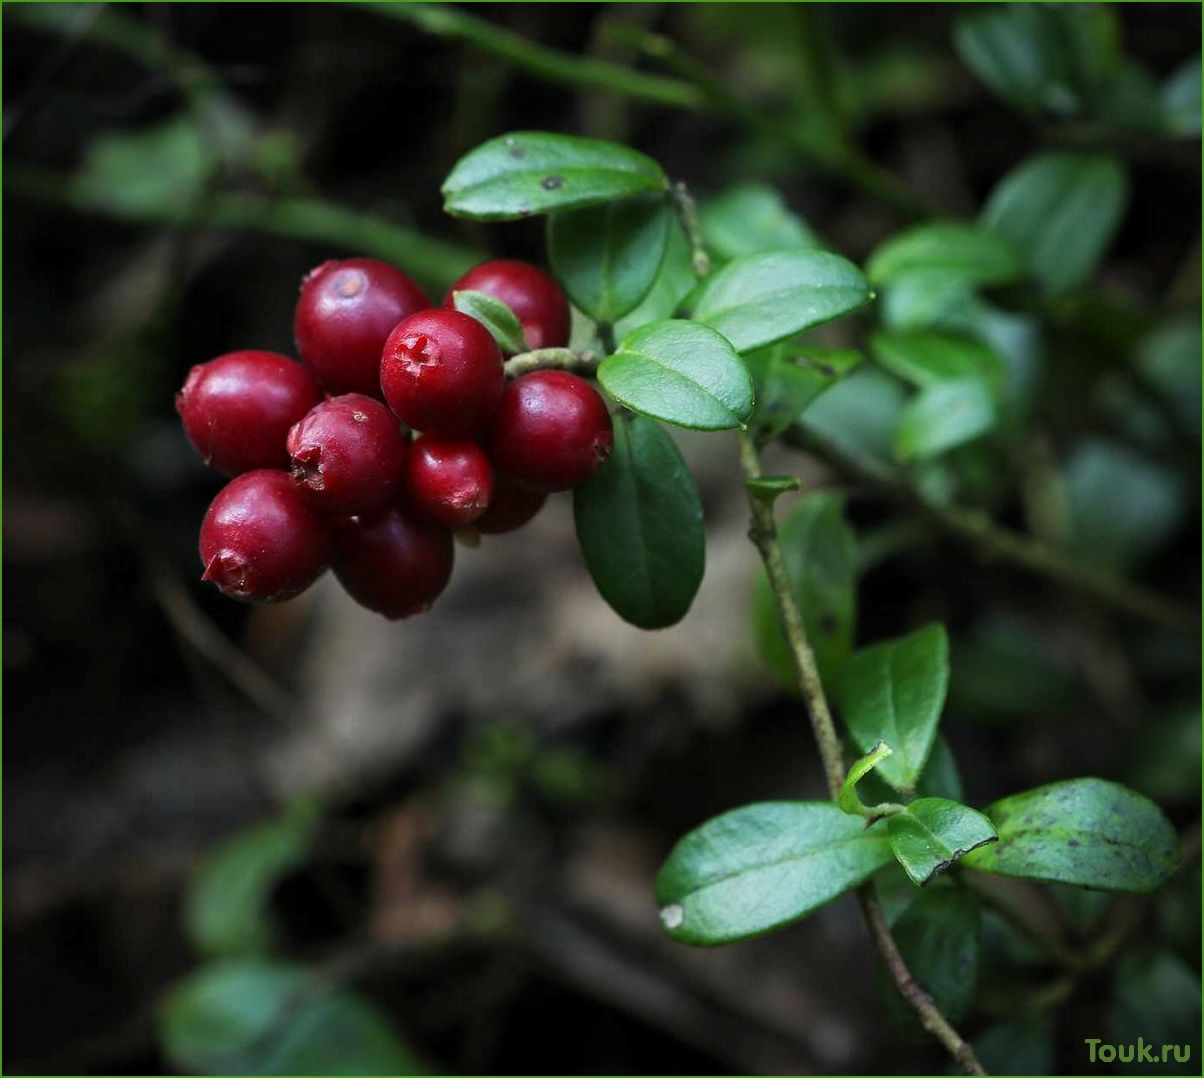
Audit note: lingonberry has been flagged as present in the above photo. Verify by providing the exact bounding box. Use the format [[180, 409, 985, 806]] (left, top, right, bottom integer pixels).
[[405, 436, 494, 528], [380, 309, 504, 437], [176, 351, 321, 476], [488, 371, 613, 492], [445, 259, 571, 350], [199, 470, 332, 602], [295, 258, 429, 396], [475, 477, 547, 535], [332, 502, 455, 619], [287, 393, 408, 514]]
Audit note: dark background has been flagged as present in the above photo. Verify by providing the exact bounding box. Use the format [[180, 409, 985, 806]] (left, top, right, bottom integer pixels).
[[3, 3, 1200, 1075]]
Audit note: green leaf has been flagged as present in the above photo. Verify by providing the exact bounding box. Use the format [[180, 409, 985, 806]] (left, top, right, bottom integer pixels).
[[800, 367, 907, 462], [871, 330, 1005, 392], [981, 152, 1129, 296], [655, 802, 895, 945], [880, 886, 980, 1035], [441, 131, 668, 220], [962, 778, 1180, 892], [954, 4, 1121, 117], [895, 379, 997, 461], [839, 741, 894, 816], [699, 182, 818, 261], [880, 270, 978, 333], [547, 195, 671, 323], [1062, 438, 1184, 572], [753, 493, 857, 689], [71, 115, 215, 215], [691, 250, 872, 353], [1109, 950, 1201, 1074], [159, 960, 423, 1075], [1136, 316, 1202, 435], [917, 736, 964, 801], [888, 797, 997, 885], [867, 222, 1023, 288], [1161, 54, 1202, 137], [745, 345, 861, 443], [613, 223, 696, 337], [451, 289, 527, 355], [968, 1014, 1054, 1076], [185, 799, 321, 958], [599, 319, 754, 431], [838, 623, 948, 792], [573, 413, 704, 629]]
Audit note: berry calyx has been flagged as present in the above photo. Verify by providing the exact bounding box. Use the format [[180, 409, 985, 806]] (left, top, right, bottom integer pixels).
[[199, 470, 332, 602], [405, 436, 494, 528], [287, 393, 408, 514], [475, 477, 546, 535], [332, 502, 454, 619], [295, 258, 429, 396], [176, 351, 321, 476], [380, 308, 504, 437], [488, 370, 613, 492], [444, 259, 571, 350]]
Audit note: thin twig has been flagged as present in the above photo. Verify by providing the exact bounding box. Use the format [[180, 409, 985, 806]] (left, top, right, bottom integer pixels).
[[786, 425, 1199, 637], [671, 181, 711, 278], [737, 430, 987, 1076]]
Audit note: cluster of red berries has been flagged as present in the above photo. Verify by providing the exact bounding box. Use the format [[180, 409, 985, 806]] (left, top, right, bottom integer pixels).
[[176, 257, 613, 618]]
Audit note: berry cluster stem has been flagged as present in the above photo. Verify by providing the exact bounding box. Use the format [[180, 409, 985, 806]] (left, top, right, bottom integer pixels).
[[503, 347, 601, 379], [736, 429, 988, 1078]]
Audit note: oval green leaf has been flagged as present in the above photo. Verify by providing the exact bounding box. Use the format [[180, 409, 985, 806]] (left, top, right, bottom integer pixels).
[[981, 152, 1129, 296], [573, 413, 704, 629], [867, 221, 1023, 288], [691, 250, 873, 353], [699, 182, 819, 262], [753, 492, 857, 690], [185, 799, 321, 958], [871, 330, 1004, 392], [548, 196, 671, 323], [895, 378, 997, 461], [961, 777, 1180, 891], [838, 623, 949, 792], [887, 797, 998, 885], [655, 801, 895, 946], [745, 344, 861, 444], [452, 289, 527, 355], [159, 959, 423, 1075], [599, 319, 754, 430], [442, 131, 668, 220]]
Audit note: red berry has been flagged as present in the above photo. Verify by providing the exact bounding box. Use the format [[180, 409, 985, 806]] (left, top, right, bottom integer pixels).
[[445, 259, 571, 350], [380, 309, 504, 437], [176, 351, 321, 476], [332, 502, 454, 619], [405, 436, 494, 528], [287, 393, 407, 514], [295, 258, 429, 396], [488, 371, 613, 492], [199, 470, 331, 602], [475, 477, 546, 535]]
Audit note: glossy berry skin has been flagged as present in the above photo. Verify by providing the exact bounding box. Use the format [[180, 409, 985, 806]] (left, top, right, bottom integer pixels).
[[287, 394, 407, 514], [444, 259, 570, 350], [199, 470, 332, 602], [475, 477, 546, 535], [488, 371, 613, 492], [405, 436, 494, 528], [176, 351, 321, 476], [380, 309, 504, 437], [332, 502, 454, 619], [294, 258, 429, 396]]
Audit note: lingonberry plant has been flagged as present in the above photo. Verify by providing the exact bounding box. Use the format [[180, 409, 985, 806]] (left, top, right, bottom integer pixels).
[[176, 119, 1189, 1078]]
